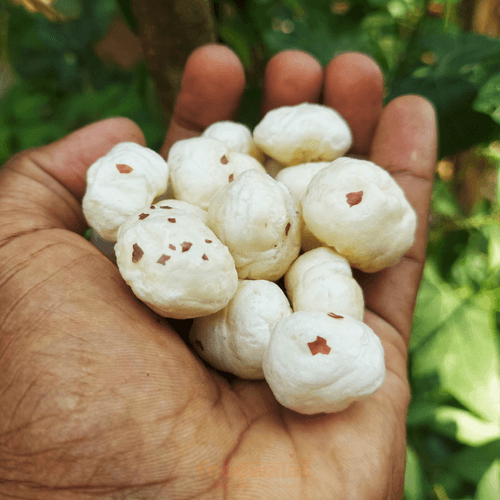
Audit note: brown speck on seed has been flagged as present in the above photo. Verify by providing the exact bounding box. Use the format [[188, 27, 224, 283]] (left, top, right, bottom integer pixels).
[[195, 340, 204, 351], [328, 312, 344, 319], [221, 155, 229, 164], [168, 218, 176, 223], [308, 336, 331, 356], [202, 254, 209, 260], [228, 173, 234, 182], [132, 243, 144, 263], [182, 241, 193, 252], [138, 213, 149, 220], [285, 222, 291, 236], [116, 163, 133, 174], [160, 206, 172, 209], [346, 191, 363, 207], [150, 205, 155, 209], [205, 239, 212, 244], [156, 254, 170, 265], [169, 244, 176, 251]]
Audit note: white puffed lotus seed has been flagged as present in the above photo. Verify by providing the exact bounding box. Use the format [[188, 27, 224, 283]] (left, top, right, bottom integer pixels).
[[189, 279, 292, 379], [82, 142, 169, 242], [302, 157, 417, 272], [167, 137, 266, 210], [115, 202, 238, 319], [285, 248, 364, 321], [253, 103, 352, 166], [275, 161, 332, 251], [202, 121, 264, 162], [207, 169, 301, 281], [262, 311, 386, 415]]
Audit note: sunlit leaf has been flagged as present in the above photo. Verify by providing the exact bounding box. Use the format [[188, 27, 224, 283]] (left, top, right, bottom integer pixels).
[[412, 269, 500, 422], [475, 460, 500, 500], [411, 261, 469, 351], [474, 73, 500, 124], [432, 406, 500, 446], [404, 445, 427, 500]]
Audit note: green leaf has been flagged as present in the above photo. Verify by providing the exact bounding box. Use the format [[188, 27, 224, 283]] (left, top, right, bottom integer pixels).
[[450, 440, 500, 484], [411, 261, 469, 351], [475, 460, 500, 500], [388, 32, 500, 157], [432, 406, 500, 446], [473, 73, 500, 123], [116, 0, 138, 34], [485, 224, 500, 271], [404, 445, 427, 500], [412, 268, 500, 422]]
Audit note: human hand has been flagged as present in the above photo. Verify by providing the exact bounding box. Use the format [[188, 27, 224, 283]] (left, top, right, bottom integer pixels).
[[0, 45, 437, 499]]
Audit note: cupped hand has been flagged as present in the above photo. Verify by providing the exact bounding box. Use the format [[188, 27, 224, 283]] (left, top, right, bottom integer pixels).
[[0, 45, 437, 500]]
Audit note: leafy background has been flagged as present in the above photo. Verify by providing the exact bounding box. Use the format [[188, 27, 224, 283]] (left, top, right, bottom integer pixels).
[[0, 0, 499, 498]]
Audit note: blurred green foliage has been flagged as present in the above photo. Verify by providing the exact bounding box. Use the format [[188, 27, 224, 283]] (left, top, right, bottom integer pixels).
[[0, 1, 499, 499]]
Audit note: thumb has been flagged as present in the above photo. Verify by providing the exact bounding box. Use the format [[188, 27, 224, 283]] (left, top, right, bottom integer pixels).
[[0, 118, 145, 242]]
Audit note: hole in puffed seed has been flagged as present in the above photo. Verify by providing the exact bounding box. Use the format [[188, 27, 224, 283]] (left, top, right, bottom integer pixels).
[[132, 243, 144, 263], [221, 155, 229, 164], [168, 218, 176, 223], [346, 191, 363, 207], [285, 222, 291, 236], [228, 174, 234, 182], [308, 336, 331, 356], [202, 254, 209, 260], [328, 312, 344, 319], [169, 244, 176, 251], [182, 242, 193, 252], [116, 163, 133, 173], [205, 239, 212, 244], [157, 254, 170, 265], [139, 213, 149, 220], [161, 206, 172, 209]]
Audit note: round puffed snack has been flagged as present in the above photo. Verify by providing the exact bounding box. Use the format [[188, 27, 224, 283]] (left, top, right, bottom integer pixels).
[[202, 121, 264, 162], [167, 137, 265, 210], [190, 279, 292, 379], [207, 169, 301, 281], [285, 248, 364, 321], [284, 247, 352, 302], [82, 142, 169, 242], [302, 157, 417, 272], [262, 311, 386, 414], [275, 162, 331, 251], [115, 203, 238, 319], [253, 103, 352, 166]]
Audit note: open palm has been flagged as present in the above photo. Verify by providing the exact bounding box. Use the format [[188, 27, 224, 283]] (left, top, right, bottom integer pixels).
[[0, 46, 436, 500]]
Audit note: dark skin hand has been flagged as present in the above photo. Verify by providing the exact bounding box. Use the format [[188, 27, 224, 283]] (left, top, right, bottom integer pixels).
[[0, 45, 437, 499]]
